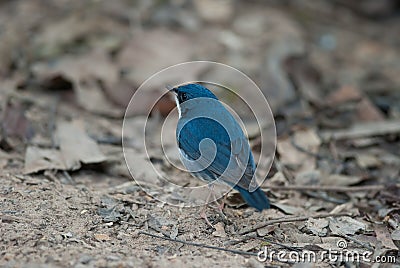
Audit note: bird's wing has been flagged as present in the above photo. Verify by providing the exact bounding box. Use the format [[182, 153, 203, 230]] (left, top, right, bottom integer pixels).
[[178, 118, 256, 190], [229, 137, 257, 190]]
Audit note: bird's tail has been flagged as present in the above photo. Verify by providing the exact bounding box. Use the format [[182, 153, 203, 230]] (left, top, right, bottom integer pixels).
[[237, 187, 270, 211]]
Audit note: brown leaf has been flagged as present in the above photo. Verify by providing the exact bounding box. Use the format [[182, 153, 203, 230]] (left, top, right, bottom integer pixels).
[[24, 120, 107, 173], [356, 97, 385, 122], [32, 50, 123, 117], [94, 233, 111, 241], [273, 203, 305, 215], [34, 14, 125, 58], [117, 30, 196, 88], [375, 224, 399, 250], [193, 0, 234, 23], [212, 222, 227, 238], [329, 216, 367, 235], [325, 85, 363, 106], [277, 129, 320, 173], [56, 120, 107, 170], [306, 218, 329, 237], [24, 147, 65, 174], [2, 100, 34, 140]]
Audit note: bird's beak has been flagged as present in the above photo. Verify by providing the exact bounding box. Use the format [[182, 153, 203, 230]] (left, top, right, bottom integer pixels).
[[166, 85, 176, 93]]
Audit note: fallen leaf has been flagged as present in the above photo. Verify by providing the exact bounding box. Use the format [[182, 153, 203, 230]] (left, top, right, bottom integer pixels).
[[329, 216, 367, 235], [273, 203, 304, 215], [2, 99, 34, 140], [375, 224, 398, 250], [34, 13, 125, 58], [117, 30, 197, 87], [212, 222, 227, 238], [256, 225, 276, 237], [56, 120, 107, 170], [306, 218, 329, 237], [32, 50, 124, 117], [356, 154, 381, 168], [277, 129, 320, 173], [123, 148, 164, 186], [391, 229, 400, 241], [325, 85, 362, 106], [356, 97, 385, 122], [94, 233, 111, 241], [260, 8, 305, 113], [24, 147, 65, 174], [193, 0, 234, 23]]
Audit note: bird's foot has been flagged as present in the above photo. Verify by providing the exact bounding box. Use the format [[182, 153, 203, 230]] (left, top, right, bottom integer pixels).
[[200, 209, 214, 228]]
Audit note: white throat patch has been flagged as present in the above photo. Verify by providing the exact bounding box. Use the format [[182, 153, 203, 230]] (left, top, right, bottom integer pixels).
[[174, 95, 181, 118]]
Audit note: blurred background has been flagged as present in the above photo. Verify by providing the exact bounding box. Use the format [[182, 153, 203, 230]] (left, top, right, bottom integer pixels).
[[1, 0, 400, 266]]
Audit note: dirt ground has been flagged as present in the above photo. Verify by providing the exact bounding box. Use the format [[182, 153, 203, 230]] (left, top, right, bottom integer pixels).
[[1, 0, 400, 267]]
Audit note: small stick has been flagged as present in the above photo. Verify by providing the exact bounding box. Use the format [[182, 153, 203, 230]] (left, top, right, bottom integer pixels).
[[239, 212, 350, 235], [266, 184, 391, 192], [138, 230, 258, 257], [320, 119, 400, 141]]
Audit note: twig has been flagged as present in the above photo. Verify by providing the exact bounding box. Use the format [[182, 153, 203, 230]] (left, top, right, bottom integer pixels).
[[138, 230, 258, 257], [266, 184, 391, 192], [319, 119, 400, 142], [148, 224, 171, 238], [62, 170, 75, 184], [239, 212, 350, 235]]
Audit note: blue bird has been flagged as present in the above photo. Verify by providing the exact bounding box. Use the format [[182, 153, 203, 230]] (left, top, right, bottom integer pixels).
[[170, 83, 269, 222]]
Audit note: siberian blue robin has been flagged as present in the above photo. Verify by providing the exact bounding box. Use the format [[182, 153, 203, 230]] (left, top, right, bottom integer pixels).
[[170, 83, 269, 223]]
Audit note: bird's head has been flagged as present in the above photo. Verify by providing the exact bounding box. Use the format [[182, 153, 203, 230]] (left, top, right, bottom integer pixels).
[[169, 83, 218, 105]]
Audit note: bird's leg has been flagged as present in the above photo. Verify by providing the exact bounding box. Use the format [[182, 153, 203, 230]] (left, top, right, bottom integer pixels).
[[217, 194, 228, 212], [208, 186, 227, 219], [200, 184, 214, 228]]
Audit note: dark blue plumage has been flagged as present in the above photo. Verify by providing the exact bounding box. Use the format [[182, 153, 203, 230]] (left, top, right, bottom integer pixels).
[[172, 83, 270, 211]]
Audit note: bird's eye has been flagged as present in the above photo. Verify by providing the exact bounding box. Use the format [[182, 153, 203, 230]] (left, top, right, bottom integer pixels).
[[181, 93, 187, 101]]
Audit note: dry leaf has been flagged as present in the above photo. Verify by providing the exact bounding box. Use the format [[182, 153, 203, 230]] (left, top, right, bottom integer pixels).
[[212, 222, 227, 238], [117, 30, 197, 87], [273, 203, 304, 215], [391, 229, 400, 241], [325, 85, 362, 106], [2, 100, 34, 140], [24, 147, 65, 174], [356, 154, 381, 168], [356, 97, 385, 122], [329, 216, 366, 235], [375, 224, 398, 250], [193, 0, 234, 23], [277, 129, 320, 173], [94, 233, 111, 241], [306, 218, 329, 237], [123, 148, 163, 186], [32, 50, 123, 117], [256, 225, 276, 237], [56, 120, 107, 170], [34, 13, 124, 58]]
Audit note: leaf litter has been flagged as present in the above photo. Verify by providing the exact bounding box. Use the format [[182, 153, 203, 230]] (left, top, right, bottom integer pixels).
[[1, 0, 400, 267]]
